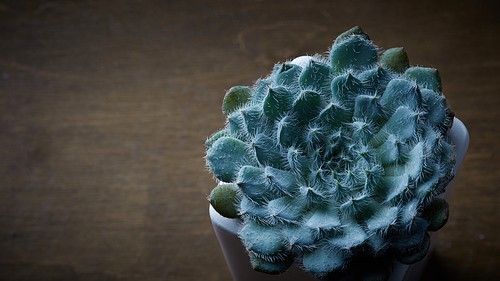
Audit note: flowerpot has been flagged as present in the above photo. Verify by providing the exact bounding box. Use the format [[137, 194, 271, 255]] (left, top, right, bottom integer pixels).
[[209, 118, 469, 281]]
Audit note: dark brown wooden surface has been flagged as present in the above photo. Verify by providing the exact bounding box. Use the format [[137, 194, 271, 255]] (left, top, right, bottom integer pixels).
[[0, 1, 499, 280]]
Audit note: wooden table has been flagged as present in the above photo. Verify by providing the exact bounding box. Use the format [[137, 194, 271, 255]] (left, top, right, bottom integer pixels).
[[1, 1, 498, 280]]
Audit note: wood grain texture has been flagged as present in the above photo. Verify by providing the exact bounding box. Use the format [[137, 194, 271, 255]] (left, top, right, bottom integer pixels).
[[0, 0, 498, 280]]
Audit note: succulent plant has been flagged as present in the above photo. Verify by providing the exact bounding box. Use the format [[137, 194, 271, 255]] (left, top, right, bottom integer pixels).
[[206, 26, 455, 280]]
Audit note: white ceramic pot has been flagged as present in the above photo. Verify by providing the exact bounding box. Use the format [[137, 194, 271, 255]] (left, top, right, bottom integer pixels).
[[210, 118, 469, 281]]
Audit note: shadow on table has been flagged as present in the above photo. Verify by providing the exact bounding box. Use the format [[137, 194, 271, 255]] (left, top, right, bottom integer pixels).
[[419, 252, 461, 281]]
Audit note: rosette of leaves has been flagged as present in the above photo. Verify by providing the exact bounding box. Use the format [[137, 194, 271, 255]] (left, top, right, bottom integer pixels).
[[206, 26, 455, 280]]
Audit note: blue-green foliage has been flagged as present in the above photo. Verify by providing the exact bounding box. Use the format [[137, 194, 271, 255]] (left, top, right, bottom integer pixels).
[[206, 26, 455, 279]]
